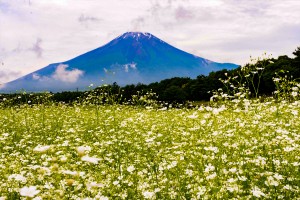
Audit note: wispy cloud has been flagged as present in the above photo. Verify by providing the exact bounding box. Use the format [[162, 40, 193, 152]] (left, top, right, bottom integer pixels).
[[52, 64, 84, 83], [131, 17, 145, 31], [174, 6, 194, 21], [29, 38, 43, 58], [78, 14, 100, 23]]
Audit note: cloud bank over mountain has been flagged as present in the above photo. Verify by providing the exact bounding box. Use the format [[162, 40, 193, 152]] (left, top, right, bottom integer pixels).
[[52, 64, 84, 83]]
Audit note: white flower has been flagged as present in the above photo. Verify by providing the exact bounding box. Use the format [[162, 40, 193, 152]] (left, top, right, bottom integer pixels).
[[76, 146, 91, 156], [196, 186, 207, 198], [159, 107, 167, 111], [291, 91, 298, 97], [292, 86, 299, 91], [229, 167, 237, 173], [292, 162, 300, 166], [67, 128, 76, 133], [251, 186, 265, 198], [187, 113, 198, 119], [204, 146, 219, 153], [143, 191, 155, 199], [265, 176, 279, 186], [274, 173, 284, 180], [99, 196, 109, 200], [113, 180, 119, 185], [291, 110, 298, 116], [227, 178, 236, 183], [20, 186, 40, 198], [61, 170, 78, 176], [206, 172, 217, 180], [60, 155, 68, 162], [81, 155, 100, 164], [33, 145, 51, 153], [185, 169, 193, 176], [204, 163, 215, 173], [86, 182, 104, 191], [238, 176, 247, 181], [283, 185, 293, 190], [284, 146, 295, 152], [8, 174, 27, 183], [127, 165, 135, 173]]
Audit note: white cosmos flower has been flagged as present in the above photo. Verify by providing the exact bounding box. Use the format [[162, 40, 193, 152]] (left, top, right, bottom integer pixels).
[[274, 173, 284, 180], [33, 145, 51, 153], [8, 174, 27, 182], [291, 91, 298, 97], [185, 169, 193, 176], [143, 191, 155, 199], [284, 146, 295, 152], [187, 113, 198, 119], [204, 163, 215, 173], [127, 165, 135, 173], [76, 146, 91, 156], [291, 110, 298, 116], [206, 172, 217, 180], [204, 146, 219, 153], [99, 196, 109, 200], [292, 87, 299, 91], [251, 186, 265, 198], [20, 186, 40, 198], [81, 155, 100, 164], [86, 182, 104, 191], [61, 170, 78, 176]]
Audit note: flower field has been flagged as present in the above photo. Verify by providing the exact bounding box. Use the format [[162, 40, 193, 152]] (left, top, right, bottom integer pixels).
[[0, 100, 299, 199]]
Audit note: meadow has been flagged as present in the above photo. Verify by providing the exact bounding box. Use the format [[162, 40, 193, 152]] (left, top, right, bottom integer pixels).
[[0, 95, 299, 199]]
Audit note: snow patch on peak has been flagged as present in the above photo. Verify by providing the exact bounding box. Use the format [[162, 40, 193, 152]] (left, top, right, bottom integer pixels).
[[121, 32, 153, 39]]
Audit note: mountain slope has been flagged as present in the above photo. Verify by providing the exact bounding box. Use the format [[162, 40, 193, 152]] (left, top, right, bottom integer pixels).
[[1, 32, 239, 92]]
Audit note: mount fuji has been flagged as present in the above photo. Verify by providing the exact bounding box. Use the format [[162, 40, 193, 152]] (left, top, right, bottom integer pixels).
[[1, 32, 238, 92]]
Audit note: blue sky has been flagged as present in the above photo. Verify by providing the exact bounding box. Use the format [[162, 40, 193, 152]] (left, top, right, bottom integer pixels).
[[1, 0, 300, 83]]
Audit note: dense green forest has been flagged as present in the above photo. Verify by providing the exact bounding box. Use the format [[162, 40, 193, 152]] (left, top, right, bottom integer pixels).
[[1, 47, 300, 104]]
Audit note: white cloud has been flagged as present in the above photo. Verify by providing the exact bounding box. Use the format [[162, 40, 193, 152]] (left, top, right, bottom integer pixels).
[[0, 69, 21, 83], [29, 38, 43, 58], [52, 64, 84, 83], [32, 73, 40, 80], [31, 73, 51, 82], [124, 63, 137, 72]]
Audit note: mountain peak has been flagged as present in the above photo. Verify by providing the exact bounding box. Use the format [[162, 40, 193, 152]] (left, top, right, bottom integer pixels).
[[119, 32, 153, 40]]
